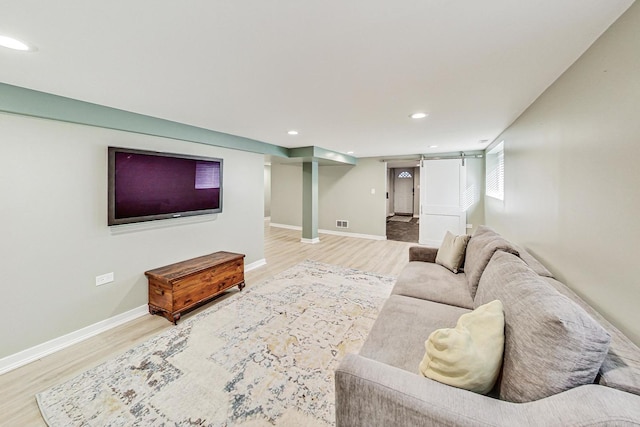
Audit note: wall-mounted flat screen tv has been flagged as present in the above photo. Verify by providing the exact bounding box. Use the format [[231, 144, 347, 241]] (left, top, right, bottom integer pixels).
[[108, 147, 223, 225]]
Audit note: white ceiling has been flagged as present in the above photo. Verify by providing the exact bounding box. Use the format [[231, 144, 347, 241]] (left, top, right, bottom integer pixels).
[[0, 0, 633, 158]]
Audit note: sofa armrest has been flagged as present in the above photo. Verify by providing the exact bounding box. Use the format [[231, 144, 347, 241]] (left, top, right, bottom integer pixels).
[[409, 246, 438, 263], [335, 354, 640, 426]]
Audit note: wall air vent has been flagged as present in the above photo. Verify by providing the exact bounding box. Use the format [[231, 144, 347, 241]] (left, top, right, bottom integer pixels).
[[336, 220, 349, 228]]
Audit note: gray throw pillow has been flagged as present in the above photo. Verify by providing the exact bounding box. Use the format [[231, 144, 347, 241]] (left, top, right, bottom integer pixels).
[[435, 231, 470, 273], [475, 251, 611, 403]]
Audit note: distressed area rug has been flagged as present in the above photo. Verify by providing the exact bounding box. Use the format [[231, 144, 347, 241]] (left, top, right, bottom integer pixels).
[[36, 260, 394, 426]]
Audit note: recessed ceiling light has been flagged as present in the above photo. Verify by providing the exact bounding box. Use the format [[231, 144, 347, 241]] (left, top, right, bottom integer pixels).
[[429, 145, 438, 148], [287, 130, 298, 135], [0, 35, 34, 51], [347, 151, 354, 155], [410, 112, 428, 119]]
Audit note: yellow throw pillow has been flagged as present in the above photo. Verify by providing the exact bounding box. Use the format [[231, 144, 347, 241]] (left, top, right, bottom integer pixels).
[[435, 231, 470, 273], [419, 300, 505, 394]]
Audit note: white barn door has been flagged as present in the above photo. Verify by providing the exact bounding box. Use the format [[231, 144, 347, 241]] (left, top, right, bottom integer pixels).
[[419, 159, 466, 246]]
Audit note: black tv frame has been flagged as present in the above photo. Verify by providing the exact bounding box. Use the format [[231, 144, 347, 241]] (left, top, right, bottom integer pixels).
[[108, 147, 223, 226]]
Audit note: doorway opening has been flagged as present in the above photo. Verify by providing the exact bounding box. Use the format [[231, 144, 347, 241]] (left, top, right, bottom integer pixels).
[[386, 165, 419, 243]]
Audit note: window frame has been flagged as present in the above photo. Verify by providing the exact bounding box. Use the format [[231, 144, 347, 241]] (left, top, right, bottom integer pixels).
[[486, 141, 504, 201]]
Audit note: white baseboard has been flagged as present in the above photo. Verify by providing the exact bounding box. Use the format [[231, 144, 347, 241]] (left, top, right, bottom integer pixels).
[[300, 237, 320, 244], [318, 229, 387, 241], [269, 223, 302, 231], [0, 304, 149, 375], [245, 258, 267, 271], [270, 223, 386, 241], [0, 259, 268, 375]]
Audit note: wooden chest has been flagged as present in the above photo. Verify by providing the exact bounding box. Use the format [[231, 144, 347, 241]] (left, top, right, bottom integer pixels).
[[145, 251, 245, 324]]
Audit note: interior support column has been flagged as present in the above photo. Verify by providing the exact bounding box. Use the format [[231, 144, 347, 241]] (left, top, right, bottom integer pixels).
[[301, 161, 319, 244]]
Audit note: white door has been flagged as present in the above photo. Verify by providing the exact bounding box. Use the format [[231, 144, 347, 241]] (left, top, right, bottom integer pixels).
[[419, 159, 466, 246], [393, 169, 414, 214]]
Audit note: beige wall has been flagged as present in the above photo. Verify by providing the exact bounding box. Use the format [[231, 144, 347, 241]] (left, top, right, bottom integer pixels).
[[270, 163, 303, 227], [464, 157, 485, 235], [485, 2, 640, 344], [270, 159, 387, 237], [0, 113, 265, 358], [264, 164, 271, 218], [318, 158, 387, 237], [386, 168, 394, 217], [413, 167, 420, 216], [271, 156, 483, 238]]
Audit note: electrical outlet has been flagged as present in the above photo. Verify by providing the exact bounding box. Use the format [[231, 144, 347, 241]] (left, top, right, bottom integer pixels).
[[96, 272, 114, 286]]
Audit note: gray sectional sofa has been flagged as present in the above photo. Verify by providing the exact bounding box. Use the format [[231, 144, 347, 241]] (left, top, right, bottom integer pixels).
[[335, 226, 640, 426]]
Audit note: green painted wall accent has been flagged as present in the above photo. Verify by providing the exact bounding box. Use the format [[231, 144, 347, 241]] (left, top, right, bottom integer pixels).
[[302, 161, 319, 241], [0, 83, 288, 157], [0, 83, 361, 164], [289, 146, 357, 165]]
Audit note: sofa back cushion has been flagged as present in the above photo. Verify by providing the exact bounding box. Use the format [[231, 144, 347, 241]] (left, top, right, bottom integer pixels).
[[464, 226, 519, 298], [543, 277, 640, 396], [513, 244, 554, 277], [475, 251, 611, 403]]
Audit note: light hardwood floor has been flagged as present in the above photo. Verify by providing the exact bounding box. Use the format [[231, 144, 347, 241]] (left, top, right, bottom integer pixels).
[[0, 222, 414, 426]]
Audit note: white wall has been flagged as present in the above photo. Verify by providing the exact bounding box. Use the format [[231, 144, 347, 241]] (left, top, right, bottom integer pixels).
[[485, 2, 640, 344], [0, 113, 265, 358]]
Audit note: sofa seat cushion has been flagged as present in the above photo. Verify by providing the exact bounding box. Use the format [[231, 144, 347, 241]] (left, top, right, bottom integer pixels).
[[464, 226, 519, 298], [475, 251, 611, 403], [543, 277, 640, 396], [392, 261, 474, 309], [359, 295, 471, 374]]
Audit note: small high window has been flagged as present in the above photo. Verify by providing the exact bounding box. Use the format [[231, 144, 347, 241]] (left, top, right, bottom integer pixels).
[[486, 141, 504, 200], [397, 171, 412, 179]]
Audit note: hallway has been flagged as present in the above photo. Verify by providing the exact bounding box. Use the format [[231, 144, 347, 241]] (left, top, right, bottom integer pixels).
[[386, 216, 419, 243]]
